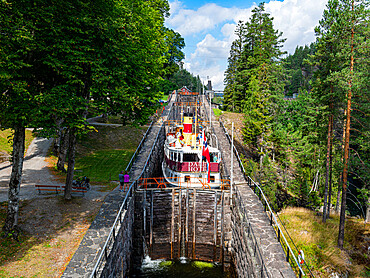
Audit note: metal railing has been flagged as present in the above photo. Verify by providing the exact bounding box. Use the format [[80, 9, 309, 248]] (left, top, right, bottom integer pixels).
[[233, 183, 270, 277], [125, 120, 154, 173], [90, 104, 172, 278], [220, 116, 314, 277]]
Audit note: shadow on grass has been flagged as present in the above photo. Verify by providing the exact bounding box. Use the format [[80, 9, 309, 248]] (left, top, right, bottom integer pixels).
[[0, 195, 103, 277]]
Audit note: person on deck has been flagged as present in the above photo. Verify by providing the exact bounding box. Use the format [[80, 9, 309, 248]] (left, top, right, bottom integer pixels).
[[124, 171, 130, 190], [119, 171, 124, 192]]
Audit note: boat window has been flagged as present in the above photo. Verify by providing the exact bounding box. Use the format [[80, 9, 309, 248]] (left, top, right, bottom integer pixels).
[[170, 152, 173, 160], [174, 152, 178, 162], [183, 153, 198, 162], [211, 153, 218, 163], [185, 175, 190, 182], [210, 176, 215, 182]]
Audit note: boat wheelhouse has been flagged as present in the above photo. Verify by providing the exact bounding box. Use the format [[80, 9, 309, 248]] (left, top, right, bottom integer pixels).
[[162, 109, 222, 189]]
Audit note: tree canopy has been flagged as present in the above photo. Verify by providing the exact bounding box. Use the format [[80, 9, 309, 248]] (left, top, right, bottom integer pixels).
[[0, 0, 184, 238]]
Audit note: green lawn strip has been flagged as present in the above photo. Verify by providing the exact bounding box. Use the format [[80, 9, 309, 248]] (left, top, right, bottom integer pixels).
[[212, 108, 223, 117], [78, 125, 146, 152], [74, 125, 146, 184], [74, 149, 135, 182]]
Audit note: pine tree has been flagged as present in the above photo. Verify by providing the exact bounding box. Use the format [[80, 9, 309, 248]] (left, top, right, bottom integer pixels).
[[241, 3, 286, 162], [311, 0, 346, 223], [224, 21, 245, 112], [311, 0, 369, 247]]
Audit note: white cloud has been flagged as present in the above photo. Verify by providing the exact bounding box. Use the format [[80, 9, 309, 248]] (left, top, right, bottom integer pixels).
[[167, 0, 327, 90], [168, 0, 183, 15], [167, 3, 239, 36], [265, 0, 327, 53], [221, 23, 238, 42], [184, 34, 231, 89]]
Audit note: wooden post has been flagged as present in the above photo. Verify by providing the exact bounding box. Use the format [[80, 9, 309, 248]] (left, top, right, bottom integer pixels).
[[220, 190, 224, 264], [150, 190, 154, 251], [192, 189, 197, 259], [185, 188, 189, 257], [171, 189, 175, 259], [143, 190, 146, 238], [178, 189, 182, 257], [230, 122, 234, 206], [213, 192, 218, 261]]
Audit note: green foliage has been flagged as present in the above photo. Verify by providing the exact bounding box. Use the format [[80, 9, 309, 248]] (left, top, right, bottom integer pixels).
[[162, 27, 185, 78], [212, 108, 222, 117], [283, 44, 315, 96], [168, 69, 202, 92], [225, 3, 286, 158]]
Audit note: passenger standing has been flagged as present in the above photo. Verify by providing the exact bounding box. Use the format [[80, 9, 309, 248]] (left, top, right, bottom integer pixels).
[[124, 171, 130, 190], [119, 171, 124, 192]]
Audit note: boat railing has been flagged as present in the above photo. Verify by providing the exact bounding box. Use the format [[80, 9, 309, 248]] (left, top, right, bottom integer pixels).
[[138, 176, 230, 191]]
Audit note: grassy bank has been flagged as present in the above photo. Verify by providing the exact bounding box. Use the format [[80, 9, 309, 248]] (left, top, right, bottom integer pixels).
[[48, 124, 147, 184], [75, 125, 146, 182], [0, 129, 35, 156], [0, 197, 102, 277], [0, 124, 147, 277], [279, 207, 370, 277]]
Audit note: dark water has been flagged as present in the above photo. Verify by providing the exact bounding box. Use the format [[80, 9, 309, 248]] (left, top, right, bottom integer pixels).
[[134, 256, 228, 278]]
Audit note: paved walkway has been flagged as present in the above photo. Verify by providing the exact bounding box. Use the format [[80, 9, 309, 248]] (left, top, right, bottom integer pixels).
[[0, 118, 122, 203], [207, 98, 295, 278], [0, 137, 64, 202]]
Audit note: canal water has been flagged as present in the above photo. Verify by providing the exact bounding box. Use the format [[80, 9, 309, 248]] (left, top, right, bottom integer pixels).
[[134, 256, 233, 278]]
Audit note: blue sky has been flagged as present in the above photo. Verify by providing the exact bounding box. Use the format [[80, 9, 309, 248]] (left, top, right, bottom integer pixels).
[[165, 0, 328, 90]]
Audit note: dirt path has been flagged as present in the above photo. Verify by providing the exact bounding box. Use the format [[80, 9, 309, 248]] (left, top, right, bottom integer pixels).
[[0, 133, 111, 203], [0, 137, 62, 202]]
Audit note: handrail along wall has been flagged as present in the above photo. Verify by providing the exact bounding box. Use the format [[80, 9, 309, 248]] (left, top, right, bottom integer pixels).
[[90, 103, 173, 278], [218, 108, 314, 277]]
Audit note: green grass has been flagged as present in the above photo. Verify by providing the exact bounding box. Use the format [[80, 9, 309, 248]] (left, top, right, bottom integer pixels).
[[0, 129, 35, 155], [279, 207, 370, 277], [213, 108, 223, 117], [73, 125, 146, 183], [0, 129, 13, 154], [74, 149, 135, 182]]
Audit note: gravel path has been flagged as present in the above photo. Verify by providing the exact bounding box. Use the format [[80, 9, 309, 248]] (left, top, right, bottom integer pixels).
[[0, 135, 109, 203]]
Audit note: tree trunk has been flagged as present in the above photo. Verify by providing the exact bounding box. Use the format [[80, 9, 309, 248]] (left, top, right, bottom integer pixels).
[[323, 114, 332, 223], [56, 128, 68, 172], [338, 8, 354, 249], [327, 118, 334, 217], [64, 128, 76, 200], [335, 175, 342, 213], [2, 125, 26, 240], [366, 194, 370, 223]]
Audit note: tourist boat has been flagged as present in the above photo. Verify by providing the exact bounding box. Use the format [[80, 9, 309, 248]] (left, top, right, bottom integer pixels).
[[162, 101, 222, 189]]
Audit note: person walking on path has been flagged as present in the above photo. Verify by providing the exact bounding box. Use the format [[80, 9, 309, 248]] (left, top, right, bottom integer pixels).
[[124, 171, 130, 190], [119, 171, 125, 192]]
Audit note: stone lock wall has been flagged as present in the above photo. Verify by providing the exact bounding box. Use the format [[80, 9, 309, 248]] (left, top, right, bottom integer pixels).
[[100, 197, 135, 277]]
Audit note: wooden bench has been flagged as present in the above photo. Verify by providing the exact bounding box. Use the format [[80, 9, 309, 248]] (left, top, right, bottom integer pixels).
[[35, 185, 88, 196]]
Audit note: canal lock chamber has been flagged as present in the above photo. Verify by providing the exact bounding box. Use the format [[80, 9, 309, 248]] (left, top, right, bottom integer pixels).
[[131, 188, 235, 277]]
